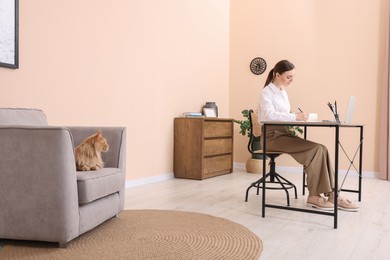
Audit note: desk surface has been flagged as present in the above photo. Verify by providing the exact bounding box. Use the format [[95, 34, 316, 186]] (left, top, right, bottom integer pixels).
[[261, 121, 363, 127]]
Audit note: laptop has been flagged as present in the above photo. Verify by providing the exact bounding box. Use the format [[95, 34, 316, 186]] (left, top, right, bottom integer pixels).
[[344, 96, 356, 123]]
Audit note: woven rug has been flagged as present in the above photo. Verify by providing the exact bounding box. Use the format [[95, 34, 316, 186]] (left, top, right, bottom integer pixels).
[[0, 210, 263, 259]]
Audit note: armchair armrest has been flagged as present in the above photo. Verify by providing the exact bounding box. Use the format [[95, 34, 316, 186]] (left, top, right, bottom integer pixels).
[[0, 126, 79, 242], [67, 127, 126, 170]]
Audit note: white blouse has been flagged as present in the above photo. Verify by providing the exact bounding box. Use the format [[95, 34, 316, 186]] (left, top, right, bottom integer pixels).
[[258, 83, 297, 122]]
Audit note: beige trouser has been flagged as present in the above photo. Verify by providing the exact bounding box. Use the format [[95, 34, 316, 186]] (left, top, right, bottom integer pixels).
[[262, 126, 335, 196]]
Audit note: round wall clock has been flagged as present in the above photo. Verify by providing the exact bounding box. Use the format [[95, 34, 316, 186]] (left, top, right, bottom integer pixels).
[[250, 57, 267, 75]]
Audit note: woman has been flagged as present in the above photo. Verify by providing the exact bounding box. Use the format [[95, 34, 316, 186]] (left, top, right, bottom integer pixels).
[[258, 60, 359, 211]]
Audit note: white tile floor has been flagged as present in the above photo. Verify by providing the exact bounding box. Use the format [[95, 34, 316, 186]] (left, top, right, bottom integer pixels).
[[1, 169, 389, 260]]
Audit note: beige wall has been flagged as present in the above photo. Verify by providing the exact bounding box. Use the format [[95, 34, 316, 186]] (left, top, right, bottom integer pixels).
[[231, 0, 387, 173], [1, 0, 386, 181], [0, 0, 230, 181]]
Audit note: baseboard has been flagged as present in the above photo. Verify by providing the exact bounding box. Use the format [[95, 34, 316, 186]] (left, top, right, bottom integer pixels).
[[126, 172, 174, 188]]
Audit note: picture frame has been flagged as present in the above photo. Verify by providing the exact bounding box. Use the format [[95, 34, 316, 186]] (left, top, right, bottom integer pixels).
[[203, 107, 217, 118], [0, 0, 19, 69]]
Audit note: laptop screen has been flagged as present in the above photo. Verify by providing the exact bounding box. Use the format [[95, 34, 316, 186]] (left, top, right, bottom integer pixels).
[[345, 96, 356, 123]]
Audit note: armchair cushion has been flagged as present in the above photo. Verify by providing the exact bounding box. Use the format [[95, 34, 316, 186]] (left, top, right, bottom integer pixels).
[[77, 168, 125, 205]]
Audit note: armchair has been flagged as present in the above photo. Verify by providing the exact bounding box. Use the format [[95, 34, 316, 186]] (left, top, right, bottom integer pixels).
[[0, 108, 126, 247]]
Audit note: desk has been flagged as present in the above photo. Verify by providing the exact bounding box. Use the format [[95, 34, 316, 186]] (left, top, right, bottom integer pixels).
[[261, 121, 363, 229]]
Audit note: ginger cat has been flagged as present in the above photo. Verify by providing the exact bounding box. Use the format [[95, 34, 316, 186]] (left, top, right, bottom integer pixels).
[[75, 130, 109, 171]]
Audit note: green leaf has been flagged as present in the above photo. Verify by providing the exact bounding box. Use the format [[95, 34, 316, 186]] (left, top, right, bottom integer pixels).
[[285, 126, 303, 136], [234, 109, 252, 137]]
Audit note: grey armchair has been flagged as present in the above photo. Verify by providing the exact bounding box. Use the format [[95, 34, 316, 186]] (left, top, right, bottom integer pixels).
[[0, 108, 126, 247]]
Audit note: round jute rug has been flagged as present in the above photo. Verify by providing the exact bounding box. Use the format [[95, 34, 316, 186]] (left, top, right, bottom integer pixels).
[[0, 210, 262, 260]]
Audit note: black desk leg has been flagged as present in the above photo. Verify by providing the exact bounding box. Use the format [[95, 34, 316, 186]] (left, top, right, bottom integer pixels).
[[262, 124, 267, 218], [334, 126, 339, 229], [358, 126, 363, 201], [302, 126, 307, 195]]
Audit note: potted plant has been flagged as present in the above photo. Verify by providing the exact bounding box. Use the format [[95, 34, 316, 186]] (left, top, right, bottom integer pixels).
[[234, 109, 303, 173], [234, 109, 303, 142], [234, 109, 263, 160]]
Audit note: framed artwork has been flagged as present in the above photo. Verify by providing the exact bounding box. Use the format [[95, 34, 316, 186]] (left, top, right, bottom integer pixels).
[[0, 0, 19, 69], [203, 108, 217, 118]]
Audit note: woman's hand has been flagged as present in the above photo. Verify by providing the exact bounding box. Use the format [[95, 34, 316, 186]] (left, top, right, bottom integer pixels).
[[296, 112, 309, 121]]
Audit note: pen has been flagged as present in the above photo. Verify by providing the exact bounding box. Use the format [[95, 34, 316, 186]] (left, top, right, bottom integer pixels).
[[327, 102, 334, 112], [298, 107, 303, 113]]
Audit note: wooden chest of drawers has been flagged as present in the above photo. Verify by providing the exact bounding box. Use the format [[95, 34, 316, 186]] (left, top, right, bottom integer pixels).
[[174, 117, 234, 180]]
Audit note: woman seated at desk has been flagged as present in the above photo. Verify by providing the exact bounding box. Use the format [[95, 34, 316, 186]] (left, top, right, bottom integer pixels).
[[258, 59, 359, 212]]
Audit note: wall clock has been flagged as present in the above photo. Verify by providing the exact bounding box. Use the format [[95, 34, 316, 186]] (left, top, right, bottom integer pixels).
[[250, 57, 267, 75]]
